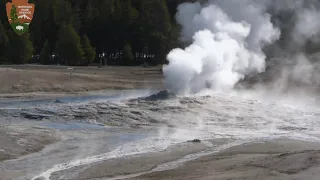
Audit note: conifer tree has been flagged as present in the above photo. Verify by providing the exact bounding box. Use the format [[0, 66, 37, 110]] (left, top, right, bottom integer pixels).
[[81, 34, 96, 65], [40, 40, 51, 64], [55, 23, 84, 65], [0, 21, 9, 55], [5, 33, 34, 64], [123, 42, 133, 65]]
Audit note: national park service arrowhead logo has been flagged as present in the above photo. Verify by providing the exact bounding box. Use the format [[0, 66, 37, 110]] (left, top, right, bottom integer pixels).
[[6, 0, 35, 35]]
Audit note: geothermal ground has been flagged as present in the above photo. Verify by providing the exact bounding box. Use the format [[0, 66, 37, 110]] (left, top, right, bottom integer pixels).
[[0, 65, 163, 97], [1, 66, 320, 180]]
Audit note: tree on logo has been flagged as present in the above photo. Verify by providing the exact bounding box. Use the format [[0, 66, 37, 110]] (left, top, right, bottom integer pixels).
[[10, 4, 18, 23]]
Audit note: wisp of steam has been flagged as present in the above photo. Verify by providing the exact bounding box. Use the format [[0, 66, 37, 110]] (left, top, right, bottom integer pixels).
[[163, 0, 281, 95]]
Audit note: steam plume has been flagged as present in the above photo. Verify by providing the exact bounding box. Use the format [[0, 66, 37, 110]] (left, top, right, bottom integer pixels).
[[163, 0, 280, 95], [163, 0, 320, 96]]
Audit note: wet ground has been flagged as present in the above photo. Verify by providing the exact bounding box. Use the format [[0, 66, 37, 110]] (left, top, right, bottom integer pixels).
[[1, 89, 320, 180]]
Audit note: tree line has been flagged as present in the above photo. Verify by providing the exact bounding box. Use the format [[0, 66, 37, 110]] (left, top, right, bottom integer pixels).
[[0, 0, 193, 66]]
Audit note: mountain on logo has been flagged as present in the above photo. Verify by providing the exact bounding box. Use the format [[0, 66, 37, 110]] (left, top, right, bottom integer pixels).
[[18, 14, 31, 20]]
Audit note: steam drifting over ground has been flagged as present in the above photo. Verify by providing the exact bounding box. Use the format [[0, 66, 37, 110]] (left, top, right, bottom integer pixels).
[[163, 0, 320, 96]]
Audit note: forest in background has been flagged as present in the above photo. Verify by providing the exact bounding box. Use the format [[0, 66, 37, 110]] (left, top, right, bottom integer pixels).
[[1, 0, 319, 67], [0, 0, 194, 66]]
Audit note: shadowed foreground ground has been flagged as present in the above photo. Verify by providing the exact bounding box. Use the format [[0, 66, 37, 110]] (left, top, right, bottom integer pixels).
[[129, 139, 320, 180]]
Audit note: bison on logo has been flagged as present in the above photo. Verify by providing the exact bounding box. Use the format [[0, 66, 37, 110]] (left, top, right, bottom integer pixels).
[[6, 0, 35, 35]]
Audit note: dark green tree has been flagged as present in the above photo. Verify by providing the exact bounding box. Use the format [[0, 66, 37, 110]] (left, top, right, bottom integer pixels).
[[0, 21, 9, 52], [4, 33, 34, 64], [122, 0, 139, 26], [29, 0, 56, 55], [0, 22, 9, 63], [138, 0, 173, 65], [81, 1, 99, 32], [39, 40, 51, 64], [55, 23, 84, 65], [52, 0, 73, 25], [81, 34, 95, 65], [123, 42, 133, 65]]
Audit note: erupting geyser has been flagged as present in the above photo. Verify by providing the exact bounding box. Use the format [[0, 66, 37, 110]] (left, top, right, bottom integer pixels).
[[163, 0, 280, 95]]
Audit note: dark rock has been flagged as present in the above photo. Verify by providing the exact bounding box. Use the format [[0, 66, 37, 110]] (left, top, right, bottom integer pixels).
[[141, 90, 176, 101], [54, 99, 63, 103], [187, 139, 201, 143], [20, 112, 51, 120]]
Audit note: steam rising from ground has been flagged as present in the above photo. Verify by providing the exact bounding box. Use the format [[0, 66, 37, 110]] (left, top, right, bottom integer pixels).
[[163, 0, 320, 95]]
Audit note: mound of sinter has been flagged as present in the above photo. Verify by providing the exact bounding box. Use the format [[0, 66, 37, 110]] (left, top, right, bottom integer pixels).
[[139, 90, 177, 101]]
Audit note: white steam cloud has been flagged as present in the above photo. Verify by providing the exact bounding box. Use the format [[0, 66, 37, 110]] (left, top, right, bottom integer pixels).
[[293, 8, 320, 46], [163, 0, 280, 95]]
